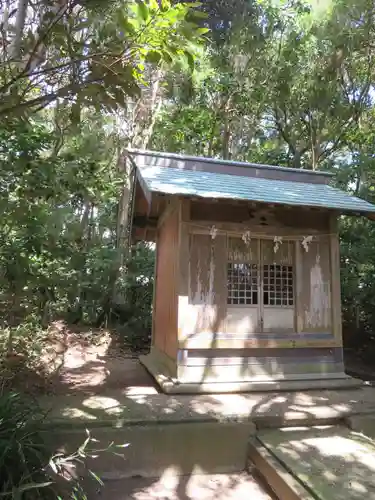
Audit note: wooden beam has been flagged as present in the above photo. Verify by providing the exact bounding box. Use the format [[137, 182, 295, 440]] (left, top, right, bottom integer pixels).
[[157, 196, 180, 229], [329, 214, 343, 345], [133, 215, 158, 228], [295, 241, 303, 333]]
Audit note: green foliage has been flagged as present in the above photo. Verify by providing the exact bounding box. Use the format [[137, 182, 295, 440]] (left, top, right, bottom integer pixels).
[[0, 113, 154, 352], [0, 0, 206, 117], [0, 392, 49, 498]]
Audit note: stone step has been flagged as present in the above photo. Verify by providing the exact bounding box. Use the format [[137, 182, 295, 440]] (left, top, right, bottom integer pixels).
[[252, 424, 375, 500], [86, 472, 274, 500], [247, 438, 314, 500], [46, 420, 256, 480], [346, 414, 375, 438]]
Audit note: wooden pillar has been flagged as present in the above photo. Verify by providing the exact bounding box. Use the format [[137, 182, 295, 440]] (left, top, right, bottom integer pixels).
[[294, 240, 304, 333], [150, 232, 159, 347], [329, 213, 343, 345], [178, 198, 190, 296], [177, 198, 190, 356]]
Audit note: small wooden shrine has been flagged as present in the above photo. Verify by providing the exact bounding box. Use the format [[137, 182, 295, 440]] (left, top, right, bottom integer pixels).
[[129, 150, 375, 393]]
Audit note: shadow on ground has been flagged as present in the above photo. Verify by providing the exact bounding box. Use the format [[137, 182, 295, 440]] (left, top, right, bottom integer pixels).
[[258, 425, 375, 500], [40, 350, 375, 500]]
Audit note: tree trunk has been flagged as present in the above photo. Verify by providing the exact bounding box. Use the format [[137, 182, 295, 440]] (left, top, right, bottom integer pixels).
[[9, 0, 28, 60], [292, 150, 302, 169]]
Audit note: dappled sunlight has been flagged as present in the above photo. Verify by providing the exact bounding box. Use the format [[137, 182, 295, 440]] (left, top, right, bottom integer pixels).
[[259, 424, 375, 499], [82, 396, 124, 416], [96, 471, 272, 500], [60, 406, 97, 420], [189, 393, 254, 416], [252, 395, 288, 413], [293, 392, 320, 406], [124, 386, 158, 396], [43, 376, 375, 426]]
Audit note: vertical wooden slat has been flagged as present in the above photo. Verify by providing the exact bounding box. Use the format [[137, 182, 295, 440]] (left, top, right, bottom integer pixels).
[[186, 233, 228, 334], [153, 206, 179, 359], [295, 241, 303, 332], [178, 199, 190, 297], [329, 214, 343, 344], [151, 232, 160, 346], [212, 234, 228, 334], [189, 234, 212, 305], [301, 236, 332, 333]]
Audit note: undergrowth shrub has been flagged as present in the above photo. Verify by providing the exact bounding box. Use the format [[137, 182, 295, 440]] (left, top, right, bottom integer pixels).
[[0, 321, 50, 393], [0, 392, 49, 498]]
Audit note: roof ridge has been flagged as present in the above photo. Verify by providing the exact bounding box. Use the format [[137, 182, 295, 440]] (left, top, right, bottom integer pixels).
[[127, 148, 333, 178]]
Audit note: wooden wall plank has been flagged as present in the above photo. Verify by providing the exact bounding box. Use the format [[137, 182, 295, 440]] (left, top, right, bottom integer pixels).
[[190, 202, 330, 232], [183, 346, 343, 361], [178, 199, 190, 297], [295, 242, 303, 332], [179, 233, 228, 339], [153, 207, 179, 360], [300, 237, 332, 332], [179, 336, 338, 349], [330, 214, 343, 345]]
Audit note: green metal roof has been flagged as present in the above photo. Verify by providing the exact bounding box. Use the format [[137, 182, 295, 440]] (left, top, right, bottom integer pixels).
[[133, 152, 375, 214]]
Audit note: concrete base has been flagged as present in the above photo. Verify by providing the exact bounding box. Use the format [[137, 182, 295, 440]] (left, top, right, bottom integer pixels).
[[140, 351, 363, 394]]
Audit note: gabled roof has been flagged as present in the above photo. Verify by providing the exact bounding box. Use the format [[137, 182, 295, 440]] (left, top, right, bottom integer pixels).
[[130, 150, 375, 215]]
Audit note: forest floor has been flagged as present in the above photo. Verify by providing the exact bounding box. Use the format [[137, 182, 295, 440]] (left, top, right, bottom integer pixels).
[[5, 321, 156, 396], [344, 348, 375, 382]]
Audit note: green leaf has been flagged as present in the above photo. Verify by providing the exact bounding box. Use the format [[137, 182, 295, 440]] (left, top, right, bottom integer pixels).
[[160, 49, 173, 63], [196, 27, 210, 35], [188, 10, 208, 20], [89, 469, 104, 486], [17, 482, 54, 493], [185, 51, 195, 71], [160, 0, 171, 12], [146, 50, 162, 64], [136, 1, 149, 22], [118, 12, 136, 36]]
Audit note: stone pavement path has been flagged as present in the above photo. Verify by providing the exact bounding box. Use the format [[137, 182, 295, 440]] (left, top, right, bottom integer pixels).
[[91, 473, 274, 500], [258, 424, 375, 500]]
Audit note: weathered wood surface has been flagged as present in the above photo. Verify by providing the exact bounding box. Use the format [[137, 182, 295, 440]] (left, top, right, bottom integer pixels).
[[178, 334, 339, 349], [178, 233, 227, 339], [176, 346, 344, 383], [189, 202, 330, 232], [330, 215, 343, 345], [152, 200, 347, 386], [299, 237, 332, 333], [153, 207, 179, 360]]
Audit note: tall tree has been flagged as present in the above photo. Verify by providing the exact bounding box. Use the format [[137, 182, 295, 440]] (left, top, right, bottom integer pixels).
[[0, 0, 205, 116]]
